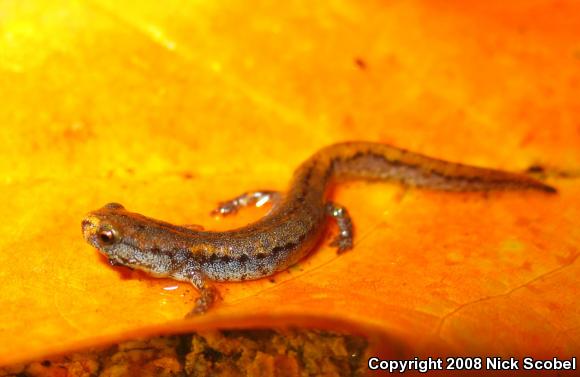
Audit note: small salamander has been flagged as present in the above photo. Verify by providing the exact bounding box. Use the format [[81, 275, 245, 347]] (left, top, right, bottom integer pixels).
[[81, 142, 555, 315]]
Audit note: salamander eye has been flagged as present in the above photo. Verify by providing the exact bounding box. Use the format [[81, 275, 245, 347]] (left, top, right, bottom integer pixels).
[[104, 203, 125, 210], [97, 226, 118, 246]]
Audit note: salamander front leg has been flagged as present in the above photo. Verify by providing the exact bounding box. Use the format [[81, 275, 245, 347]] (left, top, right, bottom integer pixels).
[[185, 272, 221, 317], [211, 190, 281, 216], [326, 202, 354, 254]]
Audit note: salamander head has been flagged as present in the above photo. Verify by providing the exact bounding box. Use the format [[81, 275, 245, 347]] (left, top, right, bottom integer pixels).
[[81, 203, 175, 276], [81, 203, 126, 253]]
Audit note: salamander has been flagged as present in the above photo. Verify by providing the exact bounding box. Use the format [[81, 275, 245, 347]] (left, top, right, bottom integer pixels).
[[81, 141, 556, 315]]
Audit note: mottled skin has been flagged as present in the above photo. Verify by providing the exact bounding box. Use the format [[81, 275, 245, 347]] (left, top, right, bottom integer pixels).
[[81, 142, 556, 315]]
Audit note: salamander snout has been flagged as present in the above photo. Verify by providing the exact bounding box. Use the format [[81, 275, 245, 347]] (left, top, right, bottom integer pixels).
[[81, 216, 98, 242], [81, 214, 121, 250]]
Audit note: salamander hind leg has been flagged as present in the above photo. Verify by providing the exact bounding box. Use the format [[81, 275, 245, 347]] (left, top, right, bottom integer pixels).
[[326, 202, 354, 254], [211, 190, 281, 216]]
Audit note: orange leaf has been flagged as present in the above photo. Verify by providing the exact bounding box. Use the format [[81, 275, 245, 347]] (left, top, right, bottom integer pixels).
[[0, 0, 578, 371]]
